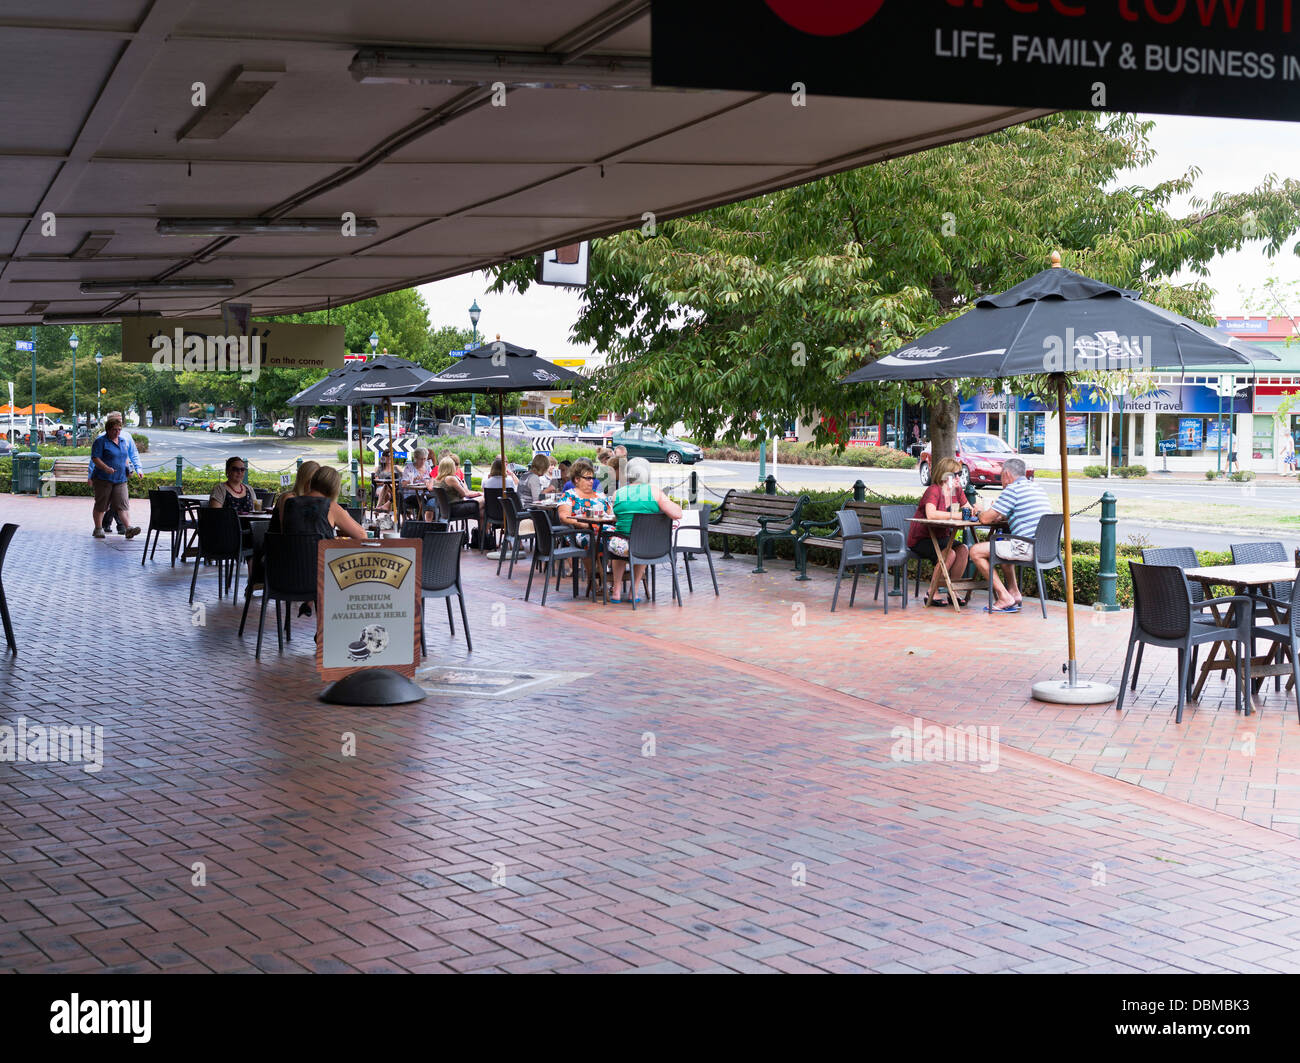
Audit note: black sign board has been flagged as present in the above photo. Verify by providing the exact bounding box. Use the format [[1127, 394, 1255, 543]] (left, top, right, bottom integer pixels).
[[652, 0, 1300, 122]]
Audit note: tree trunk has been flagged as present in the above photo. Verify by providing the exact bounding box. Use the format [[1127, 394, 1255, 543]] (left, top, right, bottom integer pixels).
[[295, 407, 309, 436], [928, 393, 959, 462]]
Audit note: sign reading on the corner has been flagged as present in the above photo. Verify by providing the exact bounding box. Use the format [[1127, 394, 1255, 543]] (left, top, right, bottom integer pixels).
[[651, 0, 1300, 122], [317, 539, 421, 682]]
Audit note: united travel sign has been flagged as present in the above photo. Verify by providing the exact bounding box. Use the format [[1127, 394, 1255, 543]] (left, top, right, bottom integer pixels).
[[651, 0, 1300, 121]]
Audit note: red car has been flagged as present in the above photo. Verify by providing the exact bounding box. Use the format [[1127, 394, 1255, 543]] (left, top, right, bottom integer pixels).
[[918, 433, 1035, 490]]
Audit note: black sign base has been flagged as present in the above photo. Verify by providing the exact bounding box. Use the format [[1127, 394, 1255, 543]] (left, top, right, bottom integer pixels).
[[320, 668, 426, 705]]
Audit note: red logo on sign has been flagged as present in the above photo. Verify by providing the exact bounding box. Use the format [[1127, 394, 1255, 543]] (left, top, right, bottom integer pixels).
[[764, 0, 885, 36]]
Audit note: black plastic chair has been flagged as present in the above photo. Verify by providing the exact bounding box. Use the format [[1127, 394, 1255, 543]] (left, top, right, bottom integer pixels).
[[672, 504, 718, 597], [142, 489, 187, 566], [237, 520, 270, 637], [1230, 540, 1293, 617], [1116, 562, 1254, 723], [1252, 578, 1300, 723], [253, 488, 276, 511], [417, 529, 472, 653], [0, 523, 16, 654], [621, 512, 681, 610], [483, 487, 508, 552], [986, 513, 1065, 618], [1135, 546, 1206, 689], [345, 505, 365, 528], [430, 485, 476, 542], [401, 519, 447, 538], [256, 533, 321, 659], [498, 495, 534, 579], [189, 507, 251, 603], [525, 512, 584, 606]]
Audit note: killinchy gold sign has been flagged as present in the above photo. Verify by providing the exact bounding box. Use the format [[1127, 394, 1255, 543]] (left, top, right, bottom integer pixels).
[[328, 551, 412, 590]]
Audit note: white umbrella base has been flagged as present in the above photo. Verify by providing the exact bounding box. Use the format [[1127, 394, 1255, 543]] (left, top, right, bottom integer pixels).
[[1031, 678, 1118, 705]]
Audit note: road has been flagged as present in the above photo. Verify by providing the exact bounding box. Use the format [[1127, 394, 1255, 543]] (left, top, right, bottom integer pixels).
[[138, 427, 341, 475]]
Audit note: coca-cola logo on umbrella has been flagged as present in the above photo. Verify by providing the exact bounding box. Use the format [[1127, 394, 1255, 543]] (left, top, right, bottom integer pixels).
[[764, 0, 885, 36]]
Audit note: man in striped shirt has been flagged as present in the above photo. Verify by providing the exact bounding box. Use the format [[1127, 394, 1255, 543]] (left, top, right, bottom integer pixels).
[[969, 457, 1051, 612]]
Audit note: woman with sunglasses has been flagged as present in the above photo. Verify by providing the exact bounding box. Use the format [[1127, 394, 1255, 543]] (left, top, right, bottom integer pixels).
[[208, 456, 254, 513], [557, 458, 614, 585]]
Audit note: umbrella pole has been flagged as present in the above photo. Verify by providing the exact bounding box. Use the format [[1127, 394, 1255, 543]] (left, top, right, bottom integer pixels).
[[1030, 374, 1116, 705], [497, 391, 506, 553], [387, 398, 397, 523]]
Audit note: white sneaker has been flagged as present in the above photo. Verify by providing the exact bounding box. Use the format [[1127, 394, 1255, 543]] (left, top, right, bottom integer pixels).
[[92, 527, 106, 539], [486, 551, 502, 560]]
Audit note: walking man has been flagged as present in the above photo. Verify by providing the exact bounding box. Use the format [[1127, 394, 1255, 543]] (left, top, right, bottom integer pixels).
[[88, 411, 141, 533], [968, 457, 1051, 612], [90, 415, 141, 540]]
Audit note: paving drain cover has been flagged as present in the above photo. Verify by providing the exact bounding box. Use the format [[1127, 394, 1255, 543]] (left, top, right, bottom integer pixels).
[[416, 665, 588, 701]]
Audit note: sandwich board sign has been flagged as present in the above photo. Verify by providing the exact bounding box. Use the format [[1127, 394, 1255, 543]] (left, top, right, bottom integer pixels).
[[317, 538, 422, 682]]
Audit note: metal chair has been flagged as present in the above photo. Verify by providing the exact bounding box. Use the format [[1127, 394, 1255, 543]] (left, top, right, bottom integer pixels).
[[1116, 562, 1254, 723], [0, 523, 16, 654], [1252, 578, 1300, 723], [672, 504, 719, 596], [142, 488, 187, 567], [824, 509, 902, 613], [188, 507, 251, 604], [985, 513, 1065, 618], [498, 495, 534, 579], [256, 532, 321, 659], [621, 512, 681, 610], [525, 512, 585, 606], [416, 529, 471, 654]]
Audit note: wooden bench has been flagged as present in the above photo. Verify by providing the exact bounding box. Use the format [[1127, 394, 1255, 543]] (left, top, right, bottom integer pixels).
[[794, 502, 913, 580], [39, 459, 91, 496], [708, 489, 808, 573]]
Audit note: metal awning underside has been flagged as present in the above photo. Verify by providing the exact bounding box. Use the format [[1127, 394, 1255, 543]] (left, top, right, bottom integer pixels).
[[0, 0, 1048, 325]]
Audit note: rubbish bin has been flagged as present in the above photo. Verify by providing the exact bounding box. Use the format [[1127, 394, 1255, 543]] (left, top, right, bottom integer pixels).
[[12, 452, 42, 494]]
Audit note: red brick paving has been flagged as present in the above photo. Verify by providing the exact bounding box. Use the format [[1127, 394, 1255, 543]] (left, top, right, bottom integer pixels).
[[2, 494, 1300, 973]]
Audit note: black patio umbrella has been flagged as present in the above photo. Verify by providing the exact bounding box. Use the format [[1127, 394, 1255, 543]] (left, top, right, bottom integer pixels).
[[410, 340, 585, 499], [843, 256, 1279, 705], [288, 355, 436, 518]]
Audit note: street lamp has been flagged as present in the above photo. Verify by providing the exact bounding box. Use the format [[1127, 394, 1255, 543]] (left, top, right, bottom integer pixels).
[[369, 331, 378, 354], [68, 332, 79, 444], [468, 300, 481, 434], [94, 350, 103, 423]]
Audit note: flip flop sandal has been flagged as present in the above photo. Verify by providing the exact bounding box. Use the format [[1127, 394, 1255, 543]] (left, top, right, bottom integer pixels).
[[924, 596, 951, 607], [983, 604, 1021, 613]]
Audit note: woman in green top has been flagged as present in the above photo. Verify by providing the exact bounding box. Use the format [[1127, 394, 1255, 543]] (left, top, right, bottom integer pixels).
[[603, 457, 682, 603]]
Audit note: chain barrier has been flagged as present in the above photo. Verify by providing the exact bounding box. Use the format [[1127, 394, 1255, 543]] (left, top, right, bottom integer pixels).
[[1069, 497, 1103, 518]]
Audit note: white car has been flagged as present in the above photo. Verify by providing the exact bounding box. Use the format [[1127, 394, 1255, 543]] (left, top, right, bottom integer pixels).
[[274, 417, 296, 438], [449, 414, 491, 437], [207, 417, 238, 432]]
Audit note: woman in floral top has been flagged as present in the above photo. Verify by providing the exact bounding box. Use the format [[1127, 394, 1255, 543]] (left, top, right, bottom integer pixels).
[[557, 458, 614, 582]]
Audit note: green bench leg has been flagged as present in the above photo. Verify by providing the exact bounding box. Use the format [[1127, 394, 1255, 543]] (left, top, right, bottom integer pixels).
[[795, 540, 811, 581], [753, 533, 767, 573]]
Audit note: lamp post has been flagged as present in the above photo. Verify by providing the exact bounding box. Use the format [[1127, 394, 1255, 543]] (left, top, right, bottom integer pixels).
[[68, 332, 79, 444], [468, 299, 481, 434], [94, 350, 103, 423]]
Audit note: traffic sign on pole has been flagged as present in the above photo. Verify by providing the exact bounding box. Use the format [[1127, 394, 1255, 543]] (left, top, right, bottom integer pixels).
[[15, 340, 33, 352], [449, 349, 465, 359]]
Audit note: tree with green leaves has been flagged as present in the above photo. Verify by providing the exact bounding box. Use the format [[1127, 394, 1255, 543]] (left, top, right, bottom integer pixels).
[[490, 112, 1300, 460]]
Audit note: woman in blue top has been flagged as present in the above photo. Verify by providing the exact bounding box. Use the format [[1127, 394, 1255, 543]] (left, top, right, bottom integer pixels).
[[604, 457, 681, 603]]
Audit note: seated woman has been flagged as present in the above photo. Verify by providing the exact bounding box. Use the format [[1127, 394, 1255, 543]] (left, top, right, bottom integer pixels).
[[905, 456, 971, 607], [481, 456, 518, 492], [604, 457, 682, 603], [557, 458, 614, 584], [279, 465, 367, 540], [208, 456, 254, 512], [558, 460, 574, 492], [432, 454, 484, 530], [270, 459, 320, 532], [594, 447, 616, 494], [518, 453, 558, 507]]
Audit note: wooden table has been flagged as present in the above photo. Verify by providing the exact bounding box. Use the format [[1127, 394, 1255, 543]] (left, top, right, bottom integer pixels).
[[905, 517, 1003, 614], [1184, 563, 1297, 703]]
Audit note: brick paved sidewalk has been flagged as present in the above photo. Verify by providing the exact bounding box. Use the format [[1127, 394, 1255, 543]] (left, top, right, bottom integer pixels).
[[2, 495, 1300, 973]]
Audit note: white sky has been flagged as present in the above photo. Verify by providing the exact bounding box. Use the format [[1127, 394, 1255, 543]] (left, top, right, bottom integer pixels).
[[416, 114, 1300, 351]]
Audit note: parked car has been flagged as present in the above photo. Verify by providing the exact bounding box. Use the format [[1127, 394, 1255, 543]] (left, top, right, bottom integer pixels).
[[243, 417, 273, 433], [309, 414, 370, 440], [449, 414, 491, 437], [273, 417, 297, 437], [917, 433, 1035, 490], [175, 416, 197, 429], [574, 421, 625, 446], [208, 417, 239, 432], [610, 425, 703, 465], [405, 417, 444, 437]]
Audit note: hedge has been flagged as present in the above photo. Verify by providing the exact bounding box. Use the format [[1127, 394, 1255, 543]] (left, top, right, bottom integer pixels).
[[0, 458, 281, 498], [701, 442, 917, 468]]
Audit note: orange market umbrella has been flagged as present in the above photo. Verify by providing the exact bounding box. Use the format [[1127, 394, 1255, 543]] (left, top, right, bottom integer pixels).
[[0, 403, 21, 416], [16, 403, 64, 414]]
